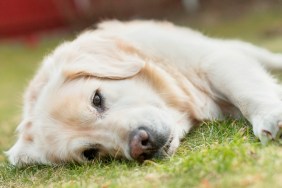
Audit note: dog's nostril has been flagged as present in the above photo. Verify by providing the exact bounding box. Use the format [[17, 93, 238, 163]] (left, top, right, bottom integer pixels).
[[141, 139, 149, 146], [139, 129, 150, 147]]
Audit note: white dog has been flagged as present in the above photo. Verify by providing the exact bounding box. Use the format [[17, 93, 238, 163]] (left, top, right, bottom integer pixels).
[[7, 20, 282, 165]]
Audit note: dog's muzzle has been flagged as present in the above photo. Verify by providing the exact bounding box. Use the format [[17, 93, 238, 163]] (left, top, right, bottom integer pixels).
[[128, 126, 169, 162]]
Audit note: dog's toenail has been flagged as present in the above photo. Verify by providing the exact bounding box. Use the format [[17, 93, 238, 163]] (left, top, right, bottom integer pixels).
[[262, 130, 273, 139]]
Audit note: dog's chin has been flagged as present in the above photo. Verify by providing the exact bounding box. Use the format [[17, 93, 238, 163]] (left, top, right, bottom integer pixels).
[[161, 135, 179, 157], [148, 135, 179, 161]]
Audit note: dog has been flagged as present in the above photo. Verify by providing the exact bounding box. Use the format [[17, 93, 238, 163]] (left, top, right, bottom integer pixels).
[[6, 20, 282, 166]]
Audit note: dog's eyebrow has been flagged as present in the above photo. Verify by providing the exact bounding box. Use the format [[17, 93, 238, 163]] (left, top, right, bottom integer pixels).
[[63, 71, 96, 82], [63, 70, 132, 82]]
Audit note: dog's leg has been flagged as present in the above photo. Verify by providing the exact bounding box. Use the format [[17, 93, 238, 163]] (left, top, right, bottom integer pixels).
[[204, 51, 282, 144], [226, 40, 282, 70]]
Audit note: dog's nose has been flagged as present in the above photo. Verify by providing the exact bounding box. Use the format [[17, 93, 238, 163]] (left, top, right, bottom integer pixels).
[[129, 128, 158, 162]]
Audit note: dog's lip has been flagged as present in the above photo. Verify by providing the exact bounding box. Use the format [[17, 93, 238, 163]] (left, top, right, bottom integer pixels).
[[161, 134, 174, 154]]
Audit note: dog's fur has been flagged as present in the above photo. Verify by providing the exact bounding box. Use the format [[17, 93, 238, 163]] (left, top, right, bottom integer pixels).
[[7, 20, 282, 165]]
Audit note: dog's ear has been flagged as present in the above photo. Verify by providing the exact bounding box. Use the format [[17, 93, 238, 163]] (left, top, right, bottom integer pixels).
[[6, 57, 55, 166], [22, 56, 54, 118], [63, 38, 146, 80]]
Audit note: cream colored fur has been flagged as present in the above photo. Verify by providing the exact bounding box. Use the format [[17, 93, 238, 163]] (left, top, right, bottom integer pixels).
[[7, 20, 282, 165]]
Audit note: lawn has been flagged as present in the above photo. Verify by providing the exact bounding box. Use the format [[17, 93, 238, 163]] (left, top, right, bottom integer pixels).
[[1, 8, 282, 188]]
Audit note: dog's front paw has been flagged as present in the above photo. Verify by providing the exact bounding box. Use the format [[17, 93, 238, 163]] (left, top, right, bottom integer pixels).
[[258, 124, 282, 145], [252, 109, 282, 144]]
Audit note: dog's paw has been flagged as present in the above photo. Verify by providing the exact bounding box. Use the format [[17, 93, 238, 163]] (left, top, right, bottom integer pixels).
[[258, 123, 282, 145], [252, 109, 282, 144]]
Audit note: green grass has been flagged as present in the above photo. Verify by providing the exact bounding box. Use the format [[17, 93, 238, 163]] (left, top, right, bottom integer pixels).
[[1, 8, 282, 188]]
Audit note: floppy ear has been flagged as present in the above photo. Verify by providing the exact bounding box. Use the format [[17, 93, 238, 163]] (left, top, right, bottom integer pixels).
[[22, 56, 54, 118], [6, 56, 55, 165], [63, 38, 145, 80]]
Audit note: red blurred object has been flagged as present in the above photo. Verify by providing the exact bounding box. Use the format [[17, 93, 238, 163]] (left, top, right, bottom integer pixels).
[[0, 0, 180, 39], [0, 0, 73, 38]]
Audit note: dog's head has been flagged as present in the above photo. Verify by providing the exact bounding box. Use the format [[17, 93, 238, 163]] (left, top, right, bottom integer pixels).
[[7, 31, 193, 165]]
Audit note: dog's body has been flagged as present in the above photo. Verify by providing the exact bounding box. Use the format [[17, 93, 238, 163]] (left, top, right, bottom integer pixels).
[[7, 20, 282, 165]]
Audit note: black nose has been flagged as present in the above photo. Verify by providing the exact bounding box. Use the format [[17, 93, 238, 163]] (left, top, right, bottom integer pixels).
[[129, 127, 166, 162]]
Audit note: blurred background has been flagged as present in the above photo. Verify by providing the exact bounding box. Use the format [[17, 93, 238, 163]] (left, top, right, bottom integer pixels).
[[0, 0, 282, 154], [1, 0, 282, 42]]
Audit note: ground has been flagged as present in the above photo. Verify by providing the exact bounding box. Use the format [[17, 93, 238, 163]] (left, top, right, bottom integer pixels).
[[1, 7, 282, 188]]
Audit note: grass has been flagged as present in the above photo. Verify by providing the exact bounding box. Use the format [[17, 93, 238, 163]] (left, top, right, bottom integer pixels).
[[1, 7, 282, 188]]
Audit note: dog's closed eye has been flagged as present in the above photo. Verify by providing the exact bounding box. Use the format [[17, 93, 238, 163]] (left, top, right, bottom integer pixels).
[[82, 148, 99, 160]]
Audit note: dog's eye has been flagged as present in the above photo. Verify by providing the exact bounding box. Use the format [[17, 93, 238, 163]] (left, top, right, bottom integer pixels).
[[92, 91, 102, 107], [82, 148, 99, 160]]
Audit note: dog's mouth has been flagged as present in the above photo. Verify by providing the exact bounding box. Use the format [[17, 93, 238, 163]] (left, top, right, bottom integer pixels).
[[82, 148, 99, 161], [81, 133, 175, 163], [80, 139, 174, 163], [162, 135, 174, 154]]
